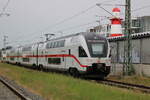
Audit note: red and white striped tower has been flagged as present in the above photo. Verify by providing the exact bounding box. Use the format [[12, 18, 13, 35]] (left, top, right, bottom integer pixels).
[[110, 8, 123, 37]]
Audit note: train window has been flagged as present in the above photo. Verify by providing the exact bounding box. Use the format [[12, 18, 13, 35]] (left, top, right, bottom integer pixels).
[[63, 40, 65, 46], [79, 46, 88, 57], [60, 41, 62, 47], [46, 43, 49, 49], [46, 40, 65, 48], [22, 58, 30, 62], [69, 49, 71, 55], [49, 42, 52, 48], [10, 58, 14, 61], [91, 44, 104, 55], [51, 42, 54, 48], [58, 41, 61, 47], [48, 58, 61, 64], [48, 42, 52, 48], [60, 40, 65, 47], [22, 46, 31, 51], [55, 42, 59, 48], [53, 42, 56, 48], [55, 42, 58, 48], [48, 43, 51, 48], [55, 42, 57, 48]]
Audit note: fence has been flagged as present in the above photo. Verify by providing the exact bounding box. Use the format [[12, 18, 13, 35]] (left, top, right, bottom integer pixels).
[[108, 32, 150, 76]]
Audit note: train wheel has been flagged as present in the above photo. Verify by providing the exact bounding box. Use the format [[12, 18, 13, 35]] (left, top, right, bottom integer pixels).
[[69, 68, 80, 78], [38, 65, 43, 71], [15, 62, 18, 65], [32, 64, 37, 69], [18, 63, 21, 66]]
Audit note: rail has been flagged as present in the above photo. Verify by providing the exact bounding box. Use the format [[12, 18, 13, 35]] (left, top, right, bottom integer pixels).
[[96, 79, 150, 93], [0, 76, 32, 100]]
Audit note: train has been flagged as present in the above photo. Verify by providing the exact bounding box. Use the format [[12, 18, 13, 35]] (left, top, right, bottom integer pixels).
[[1, 32, 111, 78]]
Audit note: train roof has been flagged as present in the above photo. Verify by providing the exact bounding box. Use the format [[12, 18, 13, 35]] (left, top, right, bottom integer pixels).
[[9, 32, 107, 49], [47, 32, 106, 42]]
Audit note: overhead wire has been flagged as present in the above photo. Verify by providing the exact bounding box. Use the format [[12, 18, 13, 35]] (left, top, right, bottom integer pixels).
[[21, 0, 118, 34], [5, 0, 117, 47], [56, 16, 110, 34], [95, 0, 119, 4], [132, 4, 150, 12], [11, 4, 96, 44], [0, 0, 10, 16], [35, 5, 96, 33], [38, 0, 120, 33], [10, 21, 97, 45], [50, 1, 150, 35], [119, 4, 150, 16], [40, 0, 119, 32], [55, 21, 97, 33], [11, 0, 121, 45], [96, 4, 114, 17]]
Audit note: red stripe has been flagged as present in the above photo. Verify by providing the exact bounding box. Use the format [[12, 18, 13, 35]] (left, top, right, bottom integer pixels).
[[109, 34, 123, 37], [112, 8, 120, 12], [6, 54, 88, 67], [111, 19, 122, 24]]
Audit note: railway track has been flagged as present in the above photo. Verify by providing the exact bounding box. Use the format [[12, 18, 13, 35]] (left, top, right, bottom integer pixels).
[[96, 79, 150, 93], [0, 76, 31, 100]]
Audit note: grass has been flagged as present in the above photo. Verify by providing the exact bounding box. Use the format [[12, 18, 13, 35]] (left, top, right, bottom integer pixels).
[[0, 63, 150, 100], [107, 75, 150, 87]]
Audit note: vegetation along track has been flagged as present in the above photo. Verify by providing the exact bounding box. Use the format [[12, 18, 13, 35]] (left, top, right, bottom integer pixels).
[[0, 76, 31, 100], [95, 79, 150, 93]]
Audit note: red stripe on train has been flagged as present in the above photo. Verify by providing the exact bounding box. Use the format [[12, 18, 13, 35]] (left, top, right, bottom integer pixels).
[[6, 54, 88, 67]]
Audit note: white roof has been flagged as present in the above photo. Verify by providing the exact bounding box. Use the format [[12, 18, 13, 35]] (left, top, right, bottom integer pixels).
[[108, 31, 150, 41]]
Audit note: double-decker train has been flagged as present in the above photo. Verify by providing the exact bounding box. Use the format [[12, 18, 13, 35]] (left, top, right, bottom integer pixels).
[[2, 32, 111, 78]]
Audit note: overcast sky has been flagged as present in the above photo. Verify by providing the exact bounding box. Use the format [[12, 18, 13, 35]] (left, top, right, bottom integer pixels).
[[0, 0, 149, 48]]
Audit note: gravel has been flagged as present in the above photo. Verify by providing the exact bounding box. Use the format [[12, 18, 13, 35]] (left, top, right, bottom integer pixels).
[[0, 76, 45, 100]]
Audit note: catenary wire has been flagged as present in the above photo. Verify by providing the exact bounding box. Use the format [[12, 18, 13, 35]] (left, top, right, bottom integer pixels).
[[132, 4, 150, 12], [0, 0, 10, 16], [10, 0, 121, 45]]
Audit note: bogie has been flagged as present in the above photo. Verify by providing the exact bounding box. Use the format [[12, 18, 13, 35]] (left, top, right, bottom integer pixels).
[[69, 68, 80, 77]]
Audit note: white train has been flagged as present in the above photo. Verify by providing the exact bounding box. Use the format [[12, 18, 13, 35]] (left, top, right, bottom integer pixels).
[[2, 32, 111, 78]]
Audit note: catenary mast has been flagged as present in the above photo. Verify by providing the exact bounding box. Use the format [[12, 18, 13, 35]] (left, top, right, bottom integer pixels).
[[124, 0, 134, 75]]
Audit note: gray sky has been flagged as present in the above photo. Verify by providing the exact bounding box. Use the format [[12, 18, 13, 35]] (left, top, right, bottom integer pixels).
[[0, 0, 149, 48]]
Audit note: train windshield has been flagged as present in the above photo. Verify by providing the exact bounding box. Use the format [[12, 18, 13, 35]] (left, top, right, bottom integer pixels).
[[88, 41, 107, 57], [91, 43, 104, 55], [84, 34, 108, 57]]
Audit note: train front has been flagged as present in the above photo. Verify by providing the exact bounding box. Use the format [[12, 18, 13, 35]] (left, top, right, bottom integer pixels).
[[83, 33, 111, 78]]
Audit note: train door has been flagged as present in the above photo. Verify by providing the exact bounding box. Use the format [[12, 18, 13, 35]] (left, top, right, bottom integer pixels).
[[38, 43, 45, 67], [78, 46, 88, 70], [30, 44, 38, 65], [18, 47, 22, 64], [65, 49, 72, 69], [59, 49, 66, 70], [17, 48, 19, 63], [65, 47, 78, 69], [72, 47, 80, 68], [36, 44, 39, 66]]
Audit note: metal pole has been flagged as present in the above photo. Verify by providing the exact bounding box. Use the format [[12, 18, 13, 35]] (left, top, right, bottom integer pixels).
[[3, 35, 8, 50], [124, 0, 133, 75], [3, 35, 8, 61]]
